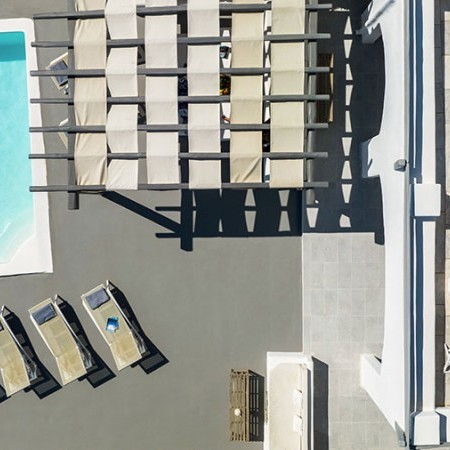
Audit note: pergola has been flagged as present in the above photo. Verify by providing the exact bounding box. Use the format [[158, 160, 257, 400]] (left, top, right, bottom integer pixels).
[[30, 0, 332, 209]]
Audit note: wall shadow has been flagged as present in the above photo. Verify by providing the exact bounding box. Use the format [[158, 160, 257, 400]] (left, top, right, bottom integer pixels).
[[313, 358, 329, 450], [108, 283, 169, 375], [3, 311, 61, 399], [58, 299, 116, 388], [305, 4, 385, 245]]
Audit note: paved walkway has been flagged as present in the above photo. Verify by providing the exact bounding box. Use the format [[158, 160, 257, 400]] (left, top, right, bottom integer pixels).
[[303, 2, 398, 448]]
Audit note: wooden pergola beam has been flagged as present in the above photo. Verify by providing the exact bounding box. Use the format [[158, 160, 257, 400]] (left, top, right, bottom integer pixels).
[[29, 152, 329, 161], [33, 3, 332, 20], [32, 33, 331, 49], [30, 181, 329, 192], [30, 123, 328, 133], [30, 94, 331, 105], [31, 67, 330, 78]]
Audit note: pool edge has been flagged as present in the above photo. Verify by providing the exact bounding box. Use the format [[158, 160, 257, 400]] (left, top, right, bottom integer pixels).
[[0, 19, 53, 277]]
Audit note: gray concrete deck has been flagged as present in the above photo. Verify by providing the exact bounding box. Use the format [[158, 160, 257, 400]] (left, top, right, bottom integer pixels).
[[0, 2, 302, 449]]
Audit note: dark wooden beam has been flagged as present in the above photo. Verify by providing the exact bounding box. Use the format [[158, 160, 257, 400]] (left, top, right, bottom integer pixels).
[[33, 3, 332, 20], [31, 66, 330, 78], [29, 151, 329, 161], [32, 33, 331, 49], [31, 94, 331, 105], [30, 123, 329, 133], [30, 181, 329, 192]]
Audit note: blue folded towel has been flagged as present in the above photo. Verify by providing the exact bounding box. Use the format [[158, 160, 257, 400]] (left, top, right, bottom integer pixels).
[[106, 316, 119, 333]]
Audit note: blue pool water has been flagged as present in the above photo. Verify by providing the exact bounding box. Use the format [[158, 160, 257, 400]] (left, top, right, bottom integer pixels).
[[0, 32, 34, 263]]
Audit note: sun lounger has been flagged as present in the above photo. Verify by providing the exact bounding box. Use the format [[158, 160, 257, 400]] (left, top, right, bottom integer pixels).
[[29, 298, 92, 386], [0, 307, 37, 397], [81, 281, 145, 370], [46, 52, 69, 93]]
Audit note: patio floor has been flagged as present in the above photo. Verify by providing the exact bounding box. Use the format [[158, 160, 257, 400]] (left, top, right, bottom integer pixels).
[[0, 2, 302, 449]]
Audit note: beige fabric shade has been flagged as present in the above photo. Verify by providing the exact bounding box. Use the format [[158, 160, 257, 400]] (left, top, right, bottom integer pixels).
[[106, 105, 139, 190], [29, 299, 88, 386], [74, 78, 107, 185], [74, 78, 106, 126], [230, 0, 264, 183], [270, 0, 305, 188], [73, 19, 106, 70], [145, 2, 180, 184], [105, 6, 139, 190], [187, 0, 221, 189], [64, 0, 313, 190], [106, 48, 138, 98], [75, 0, 105, 11], [81, 284, 143, 371], [105, 0, 137, 39], [74, 2, 107, 186], [0, 316, 30, 397]]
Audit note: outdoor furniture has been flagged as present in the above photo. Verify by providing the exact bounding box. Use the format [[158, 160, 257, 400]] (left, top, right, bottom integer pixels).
[[58, 118, 69, 148], [29, 298, 93, 385], [46, 52, 69, 93], [229, 369, 264, 442], [81, 281, 146, 370], [0, 306, 37, 397]]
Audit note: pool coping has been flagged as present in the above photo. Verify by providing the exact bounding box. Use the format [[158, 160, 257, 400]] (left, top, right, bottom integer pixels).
[[0, 18, 52, 277]]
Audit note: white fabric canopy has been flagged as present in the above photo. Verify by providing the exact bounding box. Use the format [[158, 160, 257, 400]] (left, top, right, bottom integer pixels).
[[187, 0, 221, 189], [230, 0, 264, 183], [104, 0, 139, 189], [74, 78, 106, 126], [105, 0, 137, 39], [106, 48, 138, 97], [73, 11, 107, 185], [73, 19, 106, 70], [75, 0, 105, 11], [270, 0, 305, 188], [73, 78, 107, 184], [106, 105, 139, 190], [75, 134, 107, 185], [145, 1, 180, 184]]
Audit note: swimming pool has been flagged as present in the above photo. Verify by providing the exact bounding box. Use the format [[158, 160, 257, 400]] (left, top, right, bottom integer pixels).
[[0, 31, 34, 262], [0, 19, 52, 276]]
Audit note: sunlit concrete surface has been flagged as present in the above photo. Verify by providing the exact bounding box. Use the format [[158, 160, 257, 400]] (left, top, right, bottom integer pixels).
[[0, 2, 303, 450]]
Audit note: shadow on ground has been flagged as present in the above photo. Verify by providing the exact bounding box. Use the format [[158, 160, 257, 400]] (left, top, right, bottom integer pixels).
[[313, 358, 329, 450], [58, 299, 116, 388], [103, 189, 302, 252], [305, 0, 385, 245], [108, 284, 169, 375]]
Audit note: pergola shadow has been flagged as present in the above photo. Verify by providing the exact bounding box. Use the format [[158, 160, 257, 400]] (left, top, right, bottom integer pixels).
[[304, 1, 385, 245], [103, 189, 302, 252]]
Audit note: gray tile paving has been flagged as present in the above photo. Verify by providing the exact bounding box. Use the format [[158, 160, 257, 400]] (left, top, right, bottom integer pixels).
[[303, 1, 399, 448]]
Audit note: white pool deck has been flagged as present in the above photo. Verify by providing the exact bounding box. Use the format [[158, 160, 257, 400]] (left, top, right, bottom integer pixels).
[[0, 18, 52, 277]]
